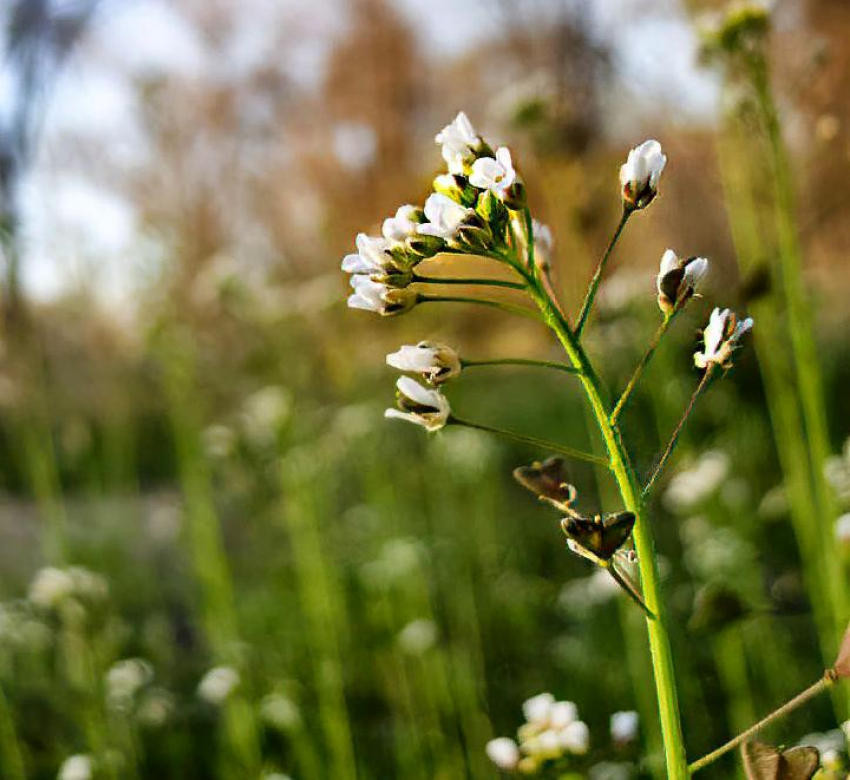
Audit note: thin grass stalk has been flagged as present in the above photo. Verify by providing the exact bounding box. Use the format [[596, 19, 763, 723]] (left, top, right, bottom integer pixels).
[[280, 461, 358, 780], [525, 275, 688, 779], [748, 56, 848, 653], [160, 342, 261, 776], [716, 126, 845, 712], [0, 681, 25, 780]]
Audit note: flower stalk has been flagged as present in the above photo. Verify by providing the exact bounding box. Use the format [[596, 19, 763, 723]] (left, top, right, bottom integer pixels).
[[461, 357, 580, 375], [575, 210, 630, 337]]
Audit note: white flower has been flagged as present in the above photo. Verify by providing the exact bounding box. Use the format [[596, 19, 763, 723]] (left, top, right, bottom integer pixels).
[[656, 249, 708, 313], [29, 567, 75, 609], [341, 233, 392, 275], [386, 342, 461, 385], [469, 147, 516, 195], [485, 737, 520, 771], [260, 693, 301, 732], [385, 377, 450, 432], [694, 307, 753, 369], [106, 658, 154, 702], [611, 710, 639, 743], [836, 513, 850, 545], [435, 111, 481, 174], [417, 193, 474, 240], [620, 139, 667, 210], [58, 754, 93, 780], [382, 205, 422, 242], [197, 666, 240, 705], [522, 692, 555, 725], [347, 275, 417, 316], [397, 619, 438, 655], [549, 700, 578, 729], [559, 720, 590, 754]]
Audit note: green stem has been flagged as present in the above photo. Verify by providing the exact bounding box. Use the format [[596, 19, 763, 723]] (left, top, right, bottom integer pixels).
[[642, 367, 714, 499], [750, 55, 848, 663], [689, 675, 833, 774], [449, 417, 609, 468], [413, 274, 525, 290], [461, 357, 580, 375], [418, 294, 542, 322], [575, 209, 630, 337], [523, 264, 688, 778], [611, 313, 675, 424]]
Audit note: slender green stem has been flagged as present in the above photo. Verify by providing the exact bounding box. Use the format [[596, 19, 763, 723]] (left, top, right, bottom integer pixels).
[[575, 209, 630, 338], [412, 273, 525, 290], [611, 313, 675, 424], [524, 280, 688, 778], [449, 417, 609, 468], [689, 675, 833, 774], [642, 367, 714, 499], [461, 357, 580, 375], [418, 294, 542, 322]]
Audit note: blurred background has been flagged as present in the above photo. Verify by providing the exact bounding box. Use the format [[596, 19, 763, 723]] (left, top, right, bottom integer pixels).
[[0, 0, 848, 778]]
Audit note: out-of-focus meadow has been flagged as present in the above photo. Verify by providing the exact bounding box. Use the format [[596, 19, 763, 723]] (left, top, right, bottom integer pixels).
[[0, 0, 849, 778]]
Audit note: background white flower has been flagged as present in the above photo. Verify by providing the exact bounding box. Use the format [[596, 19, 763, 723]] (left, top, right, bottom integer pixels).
[[610, 710, 639, 743], [197, 666, 240, 705], [522, 692, 555, 725], [58, 754, 93, 780], [485, 737, 520, 771]]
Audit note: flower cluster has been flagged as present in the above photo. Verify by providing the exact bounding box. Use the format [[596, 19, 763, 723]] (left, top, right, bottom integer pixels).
[[342, 112, 525, 316], [486, 693, 590, 775]]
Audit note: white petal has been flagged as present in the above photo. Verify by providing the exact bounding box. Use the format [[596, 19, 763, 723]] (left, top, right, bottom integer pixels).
[[485, 737, 520, 771], [522, 692, 555, 724], [684, 257, 708, 286], [659, 249, 679, 276], [341, 253, 374, 274]]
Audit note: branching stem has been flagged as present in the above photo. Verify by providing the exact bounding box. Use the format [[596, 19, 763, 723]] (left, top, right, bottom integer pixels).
[[575, 209, 630, 337], [462, 357, 580, 375], [449, 417, 609, 468], [418, 294, 542, 322], [611, 312, 676, 425], [642, 366, 715, 499], [413, 273, 525, 290]]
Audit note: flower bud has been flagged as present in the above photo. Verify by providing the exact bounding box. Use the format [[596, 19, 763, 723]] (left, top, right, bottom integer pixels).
[[435, 111, 482, 175], [656, 249, 708, 314], [694, 307, 753, 369], [386, 342, 461, 386], [385, 377, 450, 431], [620, 139, 666, 210], [433, 174, 478, 208], [348, 276, 418, 316], [405, 233, 445, 259]]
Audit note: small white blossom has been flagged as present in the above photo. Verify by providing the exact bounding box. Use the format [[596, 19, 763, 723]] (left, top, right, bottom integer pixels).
[[469, 147, 516, 195], [485, 737, 520, 771], [385, 377, 450, 432], [347, 275, 417, 316], [435, 111, 481, 174], [549, 700, 579, 729], [341, 233, 392, 275], [261, 693, 301, 732], [620, 139, 667, 210], [386, 342, 461, 385], [559, 720, 590, 754], [106, 658, 154, 703], [694, 307, 753, 369], [29, 567, 75, 609], [836, 514, 850, 545], [197, 666, 240, 705], [382, 205, 422, 242], [611, 710, 639, 743], [58, 754, 93, 780], [656, 249, 708, 314], [397, 619, 438, 655], [417, 193, 475, 240], [522, 692, 555, 725]]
